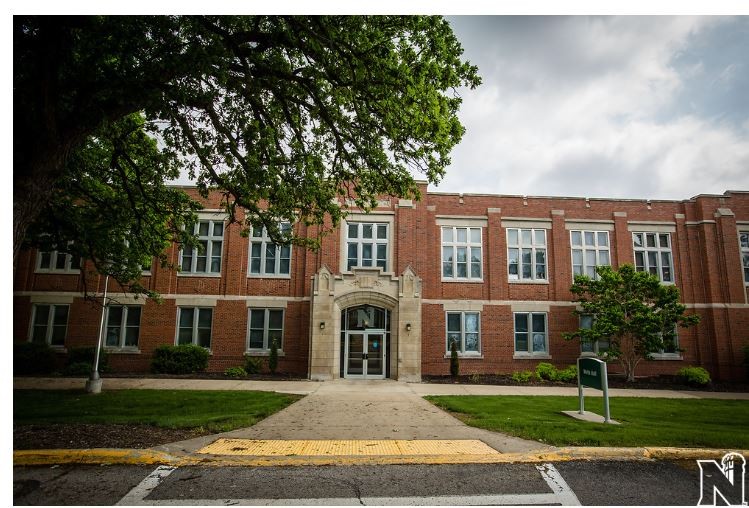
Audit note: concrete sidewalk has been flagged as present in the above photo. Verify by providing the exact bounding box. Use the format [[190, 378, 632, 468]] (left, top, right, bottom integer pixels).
[[14, 376, 749, 399]]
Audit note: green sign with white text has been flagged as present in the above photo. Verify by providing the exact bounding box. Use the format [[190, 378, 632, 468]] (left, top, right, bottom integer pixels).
[[579, 357, 604, 390]]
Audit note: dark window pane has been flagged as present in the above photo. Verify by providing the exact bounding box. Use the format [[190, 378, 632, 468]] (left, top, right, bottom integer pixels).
[[447, 313, 461, 332], [198, 309, 212, 328], [127, 307, 141, 327], [50, 326, 66, 346], [249, 330, 264, 349], [268, 310, 283, 329], [53, 306, 68, 326], [106, 326, 121, 347], [178, 328, 193, 345], [124, 327, 139, 347], [34, 305, 50, 326], [179, 308, 194, 328], [515, 333, 528, 352], [514, 314, 527, 333], [197, 329, 211, 348], [250, 309, 264, 329], [108, 306, 123, 327]]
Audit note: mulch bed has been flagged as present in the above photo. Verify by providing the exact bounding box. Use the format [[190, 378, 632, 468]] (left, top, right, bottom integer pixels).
[[422, 374, 749, 392], [13, 423, 211, 450]]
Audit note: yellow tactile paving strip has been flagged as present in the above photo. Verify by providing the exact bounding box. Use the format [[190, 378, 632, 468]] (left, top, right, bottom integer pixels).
[[197, 439, 499, 457]]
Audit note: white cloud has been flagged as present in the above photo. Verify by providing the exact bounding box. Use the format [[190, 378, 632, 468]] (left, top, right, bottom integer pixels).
[[437, 16, 749, 200]]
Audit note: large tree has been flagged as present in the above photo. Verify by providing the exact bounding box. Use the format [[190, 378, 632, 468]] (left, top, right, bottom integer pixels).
[[563, 264, 700, 382], [14, 15, 481, 283]]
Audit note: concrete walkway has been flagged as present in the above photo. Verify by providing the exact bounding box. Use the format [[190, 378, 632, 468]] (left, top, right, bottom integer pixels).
[[14, 376, 749, 399], [153, 379, 550, 456]]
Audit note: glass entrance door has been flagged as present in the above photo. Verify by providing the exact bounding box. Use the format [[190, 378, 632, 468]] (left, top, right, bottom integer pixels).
[[345, 332, 385, 379]]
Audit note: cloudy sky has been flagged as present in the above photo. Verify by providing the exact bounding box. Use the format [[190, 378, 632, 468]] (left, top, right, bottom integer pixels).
[[434, 16, 749, 200]]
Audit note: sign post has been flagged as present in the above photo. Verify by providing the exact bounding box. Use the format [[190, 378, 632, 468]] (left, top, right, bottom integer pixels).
[[577, 357, 611, 423]]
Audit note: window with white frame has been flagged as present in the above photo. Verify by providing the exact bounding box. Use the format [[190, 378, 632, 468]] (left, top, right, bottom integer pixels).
[[36, 249, 79, 273], [346, 222, 389, 271], [579, 315, 609, 355], [632, 232, 674, 283], [655, 327, 680, 356], [445, 312, 480, 354], [179, 220, 224, 274], [441, 227, 482, 280], [570, 230, 610, 279], [514, 312, 548, 354], [30, 304, 69, 346], [105, 306, 141, 348], [247, 308, 284, 350], [507, 229, 547, 281], [177, 307, 212, 348], [740, 231, 749, 284], [249, 223, 292, 276]]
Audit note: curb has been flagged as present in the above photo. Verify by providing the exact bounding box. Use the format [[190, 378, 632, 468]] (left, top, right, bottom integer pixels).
[[14, 446, 748, 468]]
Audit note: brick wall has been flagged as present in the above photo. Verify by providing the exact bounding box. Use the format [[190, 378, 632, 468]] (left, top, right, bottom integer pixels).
[[13, 187, 749, 381]]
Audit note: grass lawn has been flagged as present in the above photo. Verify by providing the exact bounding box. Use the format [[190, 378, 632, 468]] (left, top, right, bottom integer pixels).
[[14, 389, 302, 433], [425, 395, 749, 449]]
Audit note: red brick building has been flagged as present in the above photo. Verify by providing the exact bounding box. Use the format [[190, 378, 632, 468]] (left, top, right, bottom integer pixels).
[[13, 184, 749, 381]]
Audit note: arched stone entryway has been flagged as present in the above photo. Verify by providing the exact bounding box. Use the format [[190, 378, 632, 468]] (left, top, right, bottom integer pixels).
[[308, 266, 421, 381]]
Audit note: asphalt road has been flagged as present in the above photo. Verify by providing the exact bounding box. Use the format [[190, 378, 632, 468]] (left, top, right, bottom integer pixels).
[[13, 460, 704, 505]]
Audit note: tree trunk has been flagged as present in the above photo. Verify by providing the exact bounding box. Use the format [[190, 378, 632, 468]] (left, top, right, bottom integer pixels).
[[13, 146, 72, 268]]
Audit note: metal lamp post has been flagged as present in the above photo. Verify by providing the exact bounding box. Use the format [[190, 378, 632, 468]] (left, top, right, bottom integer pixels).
[[86, 274, 109, 394]]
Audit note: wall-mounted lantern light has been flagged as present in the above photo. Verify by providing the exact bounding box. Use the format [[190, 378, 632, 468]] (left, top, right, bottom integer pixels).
[[406, 323, 412, 332], [320, 322, 326, 330]]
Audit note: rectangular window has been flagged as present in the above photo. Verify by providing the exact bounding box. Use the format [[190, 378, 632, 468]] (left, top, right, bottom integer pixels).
[[105, 306, 141, 348], [346, 222, 389, 271], [36, 249, 79, 273], [445, 311, 480, 354], [656, 327, 680, 356], [579, 315, 609, 355], [179, 220, 224, 274], [507, 229, 547, 281], [442, 227, 482, 280], [632, 232, 674, 283], [249, 223, 292, 277], [247, 308, 284, 350], [570, 230, 610, 279], [176, 307, 212, 348], [514, 312, 547, 354], [741, 232, 749, 284], [30, 304, 69, 346]]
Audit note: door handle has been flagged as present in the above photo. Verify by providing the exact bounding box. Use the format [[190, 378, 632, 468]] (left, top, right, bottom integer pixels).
[[362, 353, 368, 360]]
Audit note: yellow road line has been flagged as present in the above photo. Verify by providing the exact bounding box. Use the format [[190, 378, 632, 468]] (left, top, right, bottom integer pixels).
[[196, 439, 499, 457]]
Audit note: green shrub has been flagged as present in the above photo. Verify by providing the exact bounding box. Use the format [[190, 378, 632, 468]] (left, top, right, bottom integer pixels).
[[535, 362, 558, 381], [511, 370, 534, 383], [469, 373, 481, 383], [14, 342, 57, 375], [557, 365, 578, 383], [66, 346, 109, 373], [268, 339, 279, 374], [677, 366, 711, 386], [449, 340, 459, 377], [244, 356, 263, 374], [63, 362, 93, 376], [224, 366, 248, 378], [151, 344, 209, 374]]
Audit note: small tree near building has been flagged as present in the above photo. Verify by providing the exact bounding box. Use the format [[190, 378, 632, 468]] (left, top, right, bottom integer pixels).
[[563, 264, 700, 382]]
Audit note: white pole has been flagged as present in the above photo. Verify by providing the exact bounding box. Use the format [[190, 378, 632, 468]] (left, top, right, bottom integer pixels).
[[577, 357, 585, 415], [86, 274, 109, 394]]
